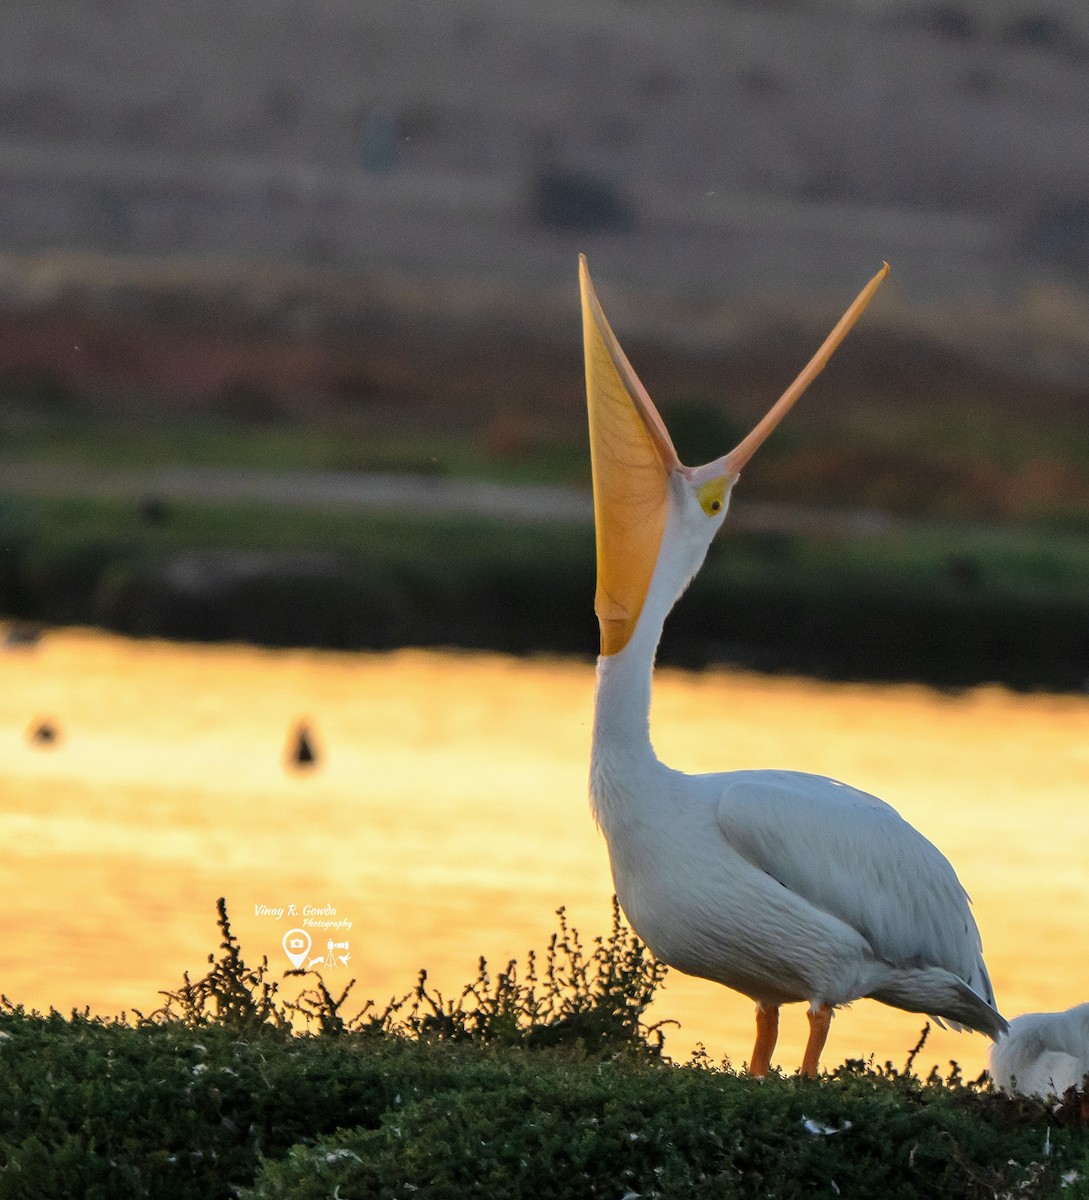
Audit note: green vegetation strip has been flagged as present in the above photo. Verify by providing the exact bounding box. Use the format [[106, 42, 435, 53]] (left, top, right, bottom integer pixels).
[[4, 490, 1089, 687], [0, 901, 1085, 1199]]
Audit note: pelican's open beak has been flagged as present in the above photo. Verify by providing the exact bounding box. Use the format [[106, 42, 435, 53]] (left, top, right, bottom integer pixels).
[[582, 255, 888, 656]]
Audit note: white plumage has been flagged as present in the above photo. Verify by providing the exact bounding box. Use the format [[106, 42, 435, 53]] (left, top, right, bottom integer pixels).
[[990, 1004, 1089, 1098], [580, 255, 1006, 1076]]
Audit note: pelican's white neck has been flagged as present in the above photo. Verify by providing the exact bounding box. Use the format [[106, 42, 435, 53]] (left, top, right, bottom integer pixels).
[[590, 492, 718, 826], [592, 632, 656, 755], [589, 632, 661, 832]]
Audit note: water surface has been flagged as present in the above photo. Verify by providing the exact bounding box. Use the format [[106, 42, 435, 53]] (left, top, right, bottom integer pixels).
[[2, 627, 1087, 1077]]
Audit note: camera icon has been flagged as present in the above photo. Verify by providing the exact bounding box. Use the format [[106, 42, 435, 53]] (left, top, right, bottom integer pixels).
[[282, 927, 313, 968]]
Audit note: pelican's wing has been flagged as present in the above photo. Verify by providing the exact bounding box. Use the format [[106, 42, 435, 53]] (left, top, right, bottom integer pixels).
[[715, 769, 994, 1004]]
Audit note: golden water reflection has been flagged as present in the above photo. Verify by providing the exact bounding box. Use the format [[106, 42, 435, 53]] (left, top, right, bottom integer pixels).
[[2, 627, 1088, 1077]]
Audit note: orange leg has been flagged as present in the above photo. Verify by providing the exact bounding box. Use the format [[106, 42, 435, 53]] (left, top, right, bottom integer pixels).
[[801, 1003, 833, 1078], [749, 1004, 779, 1077]]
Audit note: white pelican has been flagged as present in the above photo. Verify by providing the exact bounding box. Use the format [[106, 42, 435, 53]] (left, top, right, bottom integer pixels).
[[990, 1004, 1089, 1098], [580, 255, 1007, 1077]]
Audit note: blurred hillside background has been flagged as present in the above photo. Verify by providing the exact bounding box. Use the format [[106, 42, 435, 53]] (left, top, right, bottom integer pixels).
[[2, 0, 1089, 685]]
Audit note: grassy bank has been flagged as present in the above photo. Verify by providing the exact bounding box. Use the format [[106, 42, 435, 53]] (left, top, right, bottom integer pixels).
[[5, 348, 1089, 690], [0, 902, 1085, 1199], [4, 490, 1089, 688]]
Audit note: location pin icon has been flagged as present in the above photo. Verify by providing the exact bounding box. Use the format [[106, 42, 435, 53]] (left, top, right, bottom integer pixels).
[[282, 927, 312, 969]]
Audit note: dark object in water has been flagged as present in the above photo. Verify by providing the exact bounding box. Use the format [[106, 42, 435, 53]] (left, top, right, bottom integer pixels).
[[288, 720, 319, 769], [27, 719, 59, 746]]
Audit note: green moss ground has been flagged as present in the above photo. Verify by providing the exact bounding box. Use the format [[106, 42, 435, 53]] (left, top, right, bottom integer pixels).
[[1, 902, 1088, 1199]]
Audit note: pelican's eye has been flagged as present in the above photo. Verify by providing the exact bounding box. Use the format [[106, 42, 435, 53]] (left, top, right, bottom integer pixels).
[[697, 477, 728, 518]]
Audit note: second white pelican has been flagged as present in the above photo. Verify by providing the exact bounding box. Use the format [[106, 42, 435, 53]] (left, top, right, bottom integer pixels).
[[990, 1004, 1089, 1098], [581, 256, 1007, 1076]]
